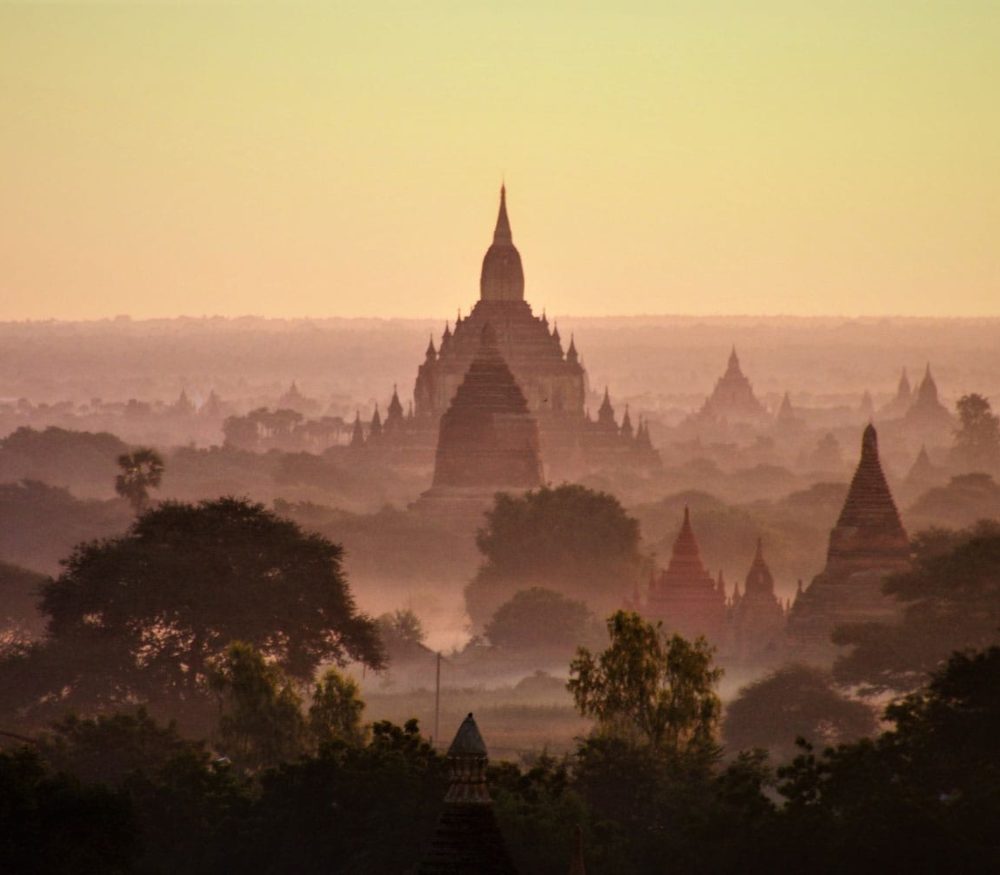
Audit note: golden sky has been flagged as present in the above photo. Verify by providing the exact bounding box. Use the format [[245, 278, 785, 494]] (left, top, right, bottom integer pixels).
[[2, 2, 998, 319]]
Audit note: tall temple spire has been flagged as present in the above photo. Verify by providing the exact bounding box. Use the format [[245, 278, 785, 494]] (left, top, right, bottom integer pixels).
[[827, 424, 909, 570], [480, 185, 525, 302]]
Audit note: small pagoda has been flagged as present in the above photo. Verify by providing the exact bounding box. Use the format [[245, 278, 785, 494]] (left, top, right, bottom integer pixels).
[[644, 507, 727, 645], [417, 713, 518, 875], [731, 538, 786, 665]]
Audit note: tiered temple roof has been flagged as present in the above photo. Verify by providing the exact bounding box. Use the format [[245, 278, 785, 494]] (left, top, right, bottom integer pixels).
[[732, 538, 786, 664], [413, 187, 585, 420], [417, 713, 518, 874], [788, 424, 911, 662], [827, 424, 910, 574], [903, 365, 952, 429], [646, 507, 727, 643], [698, 347, 768, 422], [429, 324, 543, 491]]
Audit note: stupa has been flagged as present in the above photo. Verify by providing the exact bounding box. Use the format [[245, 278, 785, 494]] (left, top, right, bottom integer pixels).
[[696, 347, 768, 424], [879, 368, 912, 418], [644, 508, 728, 645], [788, 424, 911, 662], [903, 365, 953, 433], [413, 186, 585, 420], [731, 538, 786, 665], [415, 325, 543, 518], [417, 713, 518, 874]]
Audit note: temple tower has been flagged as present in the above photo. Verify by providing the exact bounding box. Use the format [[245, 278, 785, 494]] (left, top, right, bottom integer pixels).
[[732, 538, 786, 665], [696, 347, 768, 423], [788, 424, 911, 662], [645, 507, 727, 645], [417, 713, 518, 874]]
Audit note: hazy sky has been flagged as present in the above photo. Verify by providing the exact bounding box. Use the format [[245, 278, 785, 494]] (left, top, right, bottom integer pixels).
[[2, 2, 998, 320]]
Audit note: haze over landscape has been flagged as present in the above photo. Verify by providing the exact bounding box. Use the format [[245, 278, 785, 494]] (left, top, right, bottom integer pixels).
[[2, 4, 1000, 874]]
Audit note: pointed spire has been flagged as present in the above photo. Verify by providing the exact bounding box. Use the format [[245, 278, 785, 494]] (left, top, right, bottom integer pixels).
[[898, 368, 911, 400], [598, 387, 615, 427], [493, 184, 512, 245], [552, 322, 561, 344], [744, 536, 775, 598], [426, 334, 437, 359], [566, 334, 579, 364], [350, 410, 365, 448], [369, 404, 382, 439], [620, 404, 634, 440], [726, 345, 741, 375]]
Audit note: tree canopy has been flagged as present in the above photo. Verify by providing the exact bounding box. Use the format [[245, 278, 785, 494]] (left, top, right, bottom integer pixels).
[[833, 520, 1000, 692], [953, 393, 1000, 474], [723, 664, 876, 762], [485, 587, 599, 652], [6, 497, 382, 729], [568, 611, 722, 759], [114, 447, 164, 513], [467, 484, 644, 624]]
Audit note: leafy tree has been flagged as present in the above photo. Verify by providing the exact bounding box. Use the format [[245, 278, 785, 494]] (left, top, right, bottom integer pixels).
[[723, 665, 876, 762], [833, 521, 1000, 692], [0, 747, 138, 874], [10, 498, 381, 729], [467, 484, 644, 624], [953, 393, 1000, 473], [376, 608, 428, 662], [114, 447, 164, 513], [308, 668, 366, 747], [210, 642, 306, 772], [485, 587, 599, 652], [0, 560, 47, 646], [568, 611, 722, 759]]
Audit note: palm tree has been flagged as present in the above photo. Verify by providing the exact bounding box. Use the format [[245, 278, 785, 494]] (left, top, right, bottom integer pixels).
[[115, 448, 165, 513]]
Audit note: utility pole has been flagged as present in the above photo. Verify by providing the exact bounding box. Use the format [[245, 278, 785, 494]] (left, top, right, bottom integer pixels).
[[434, 650, 441, 747]]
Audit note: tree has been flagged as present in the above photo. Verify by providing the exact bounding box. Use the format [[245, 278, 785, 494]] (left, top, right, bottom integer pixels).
[[308, 668, 366, 747], [467, 484, 644, 625], [16, 498, 382, 728], [568, 611, 722, 759], [953, 393, 1000, 473], [114, 447, 164, 513], [833, 521, 1000, 692], [723, 665, 876, 762], [210, 642, 306, 772], [376, 608, 427, 662], [485, 587, 599, 652]]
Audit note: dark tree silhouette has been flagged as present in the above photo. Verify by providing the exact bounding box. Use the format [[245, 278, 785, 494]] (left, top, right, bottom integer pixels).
[[833, 520, 1000, 692], [953, 393, 1000, 473], [723, 664, 876, 761], [12, 498, 381, 728], [114, 447, 164, 513], [485, 587, 598, 652], [467, 484, 644, 624]]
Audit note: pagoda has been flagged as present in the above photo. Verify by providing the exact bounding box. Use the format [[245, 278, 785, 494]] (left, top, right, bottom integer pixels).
[[413, 186, 585, 421], [903, 365, 953, 434], [696, 347, 768, 424], [879, 368, 912, 418], [645, 508, 727, 645], [788, 424, 911, 662], [415, 325, 543, 517], [417, 713, 518, 874], [731, 538, 786, 665]]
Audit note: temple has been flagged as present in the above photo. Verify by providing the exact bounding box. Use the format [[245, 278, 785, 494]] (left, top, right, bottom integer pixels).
[[691, 347, 768, 426], [731, 538, 786, 666], [415, 325, 543, 517], [356, 187, 659, 479], [642, 507, 728, 645], [879, 368, 912, 418], [902, 365, 953, 436], [788, 424, 911, 661], [417, 713, 518, 874]]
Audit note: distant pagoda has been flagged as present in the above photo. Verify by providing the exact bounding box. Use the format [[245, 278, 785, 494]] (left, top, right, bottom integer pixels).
[[903, 364, 953, 433], [417, 713, 518, 875], [731, 538, 786, 665], [644, 507, 727, 645], [879, 368, 912, 418], [696, 347, 768, 423], [788, 424, 911, 661]]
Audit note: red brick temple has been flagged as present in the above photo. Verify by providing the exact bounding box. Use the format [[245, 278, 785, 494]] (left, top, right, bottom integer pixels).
[[788, 424, 911, 662]]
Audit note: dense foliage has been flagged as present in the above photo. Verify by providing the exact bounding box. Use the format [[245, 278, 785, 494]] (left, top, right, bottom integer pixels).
[[467, 484, 645, 624], [485, 587, 599, 652], [0, 498, 382, 731], [833, 520, 1000, 692]]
